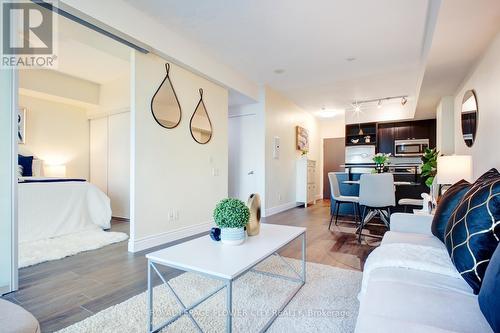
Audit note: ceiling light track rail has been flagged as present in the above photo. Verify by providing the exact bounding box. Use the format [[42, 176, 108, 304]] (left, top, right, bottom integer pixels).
[[354, 95, 408, 105], [352, 95, 408, 110]]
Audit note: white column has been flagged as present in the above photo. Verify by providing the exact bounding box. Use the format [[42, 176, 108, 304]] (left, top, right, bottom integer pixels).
[[436, 96, 455, 155]]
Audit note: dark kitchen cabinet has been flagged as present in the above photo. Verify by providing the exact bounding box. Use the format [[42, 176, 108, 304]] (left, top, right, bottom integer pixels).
[[377, 124, 394, 154], [410, 121, 430, 140], [375, 119, 437, 154], [395, 123, 411, 140]]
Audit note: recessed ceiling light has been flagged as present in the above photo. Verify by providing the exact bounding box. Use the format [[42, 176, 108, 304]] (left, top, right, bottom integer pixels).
[[273, 69, 285, 74], [346, 57, 356, 62], [315, 109, 344, 118]]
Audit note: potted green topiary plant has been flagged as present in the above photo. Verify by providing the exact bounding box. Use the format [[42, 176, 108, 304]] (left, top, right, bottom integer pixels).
[[213, 198, 250, 245]]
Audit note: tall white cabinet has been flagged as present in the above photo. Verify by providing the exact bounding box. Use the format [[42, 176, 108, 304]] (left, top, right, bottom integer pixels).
[[296, 158, 317, 207], [90, 112, 130, 219]]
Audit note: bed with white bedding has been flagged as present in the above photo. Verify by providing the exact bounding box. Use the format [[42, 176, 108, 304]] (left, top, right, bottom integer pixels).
[[18, 177, 112, 243]]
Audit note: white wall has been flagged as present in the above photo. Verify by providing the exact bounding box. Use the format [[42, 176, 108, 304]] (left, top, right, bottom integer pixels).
[[95, 75, 130, 113], [130, 51, 228, 251], [18, 94, 90, 179], [454, 30, 500, 178], [264, 87, 320, 213], [436, 96, 454, 155], [19, 69, 100, 108], [319, 116, 345, 140], [90, 117, 108, 192]]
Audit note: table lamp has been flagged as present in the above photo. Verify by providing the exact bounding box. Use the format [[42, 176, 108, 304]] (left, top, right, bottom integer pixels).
[[437, 155, 473, 192], [44, 164, 67, 178]]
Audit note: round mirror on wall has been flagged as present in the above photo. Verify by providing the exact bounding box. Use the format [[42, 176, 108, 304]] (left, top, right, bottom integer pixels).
[[461, 90, 478, 147]]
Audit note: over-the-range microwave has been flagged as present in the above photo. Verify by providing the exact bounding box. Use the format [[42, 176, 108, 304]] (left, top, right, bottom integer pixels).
[[394, 139, 429, 157]]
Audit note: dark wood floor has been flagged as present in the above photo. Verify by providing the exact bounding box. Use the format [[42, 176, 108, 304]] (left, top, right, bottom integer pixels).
[[2, 200, 385, 332]]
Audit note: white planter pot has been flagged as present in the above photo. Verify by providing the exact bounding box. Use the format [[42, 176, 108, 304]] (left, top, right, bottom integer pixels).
[[220, 227, 245, 245]]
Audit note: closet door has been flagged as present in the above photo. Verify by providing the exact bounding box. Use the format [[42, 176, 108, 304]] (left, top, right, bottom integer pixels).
[[90, 118, 108, 193], [108, 113, 130, 219]]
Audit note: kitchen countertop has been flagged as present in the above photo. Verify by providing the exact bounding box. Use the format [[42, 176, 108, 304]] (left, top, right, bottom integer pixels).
[[341, 163, 421, 167]]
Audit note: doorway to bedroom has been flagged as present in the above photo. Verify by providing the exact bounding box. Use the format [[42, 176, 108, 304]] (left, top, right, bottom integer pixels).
[[16, 7, 132, 271]]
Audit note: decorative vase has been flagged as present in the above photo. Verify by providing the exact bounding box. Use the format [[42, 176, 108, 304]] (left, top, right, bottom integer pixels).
[[246, 193, 261, 236], [220, 227, 245, 245], [375, 163, 385, 173]]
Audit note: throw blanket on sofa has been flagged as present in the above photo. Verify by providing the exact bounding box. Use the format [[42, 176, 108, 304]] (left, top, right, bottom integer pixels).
[[360, 243, 462, 297]]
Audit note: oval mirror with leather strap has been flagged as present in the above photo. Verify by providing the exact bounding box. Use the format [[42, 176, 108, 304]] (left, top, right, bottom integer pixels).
[[190, 88, 213, 144], [461, 90, 478, 147], [151, 63, 182, 129]]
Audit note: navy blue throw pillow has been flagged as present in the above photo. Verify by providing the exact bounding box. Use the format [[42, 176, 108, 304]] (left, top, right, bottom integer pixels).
[[432, 179, 471, 242], [18, 155, 33, 177], [445, 168, 500, 294], [479, 244, 500, 333]]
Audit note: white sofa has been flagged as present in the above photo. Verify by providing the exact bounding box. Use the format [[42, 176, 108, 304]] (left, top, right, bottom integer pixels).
[[355, 213, 493, 333]]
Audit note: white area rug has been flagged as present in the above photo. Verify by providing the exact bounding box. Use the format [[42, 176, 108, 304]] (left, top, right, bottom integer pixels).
[[57, 256, 362, 333], [19, 226, 128, 268]]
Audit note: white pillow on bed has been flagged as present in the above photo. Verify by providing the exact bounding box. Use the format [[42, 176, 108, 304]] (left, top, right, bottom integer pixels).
[[32, 159, 43, 177], [17, 165, 23, 177]]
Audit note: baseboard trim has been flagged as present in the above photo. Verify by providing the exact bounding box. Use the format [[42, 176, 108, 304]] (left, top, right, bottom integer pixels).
[[265, 201, 300, 217], [128, 221, 212, 253]]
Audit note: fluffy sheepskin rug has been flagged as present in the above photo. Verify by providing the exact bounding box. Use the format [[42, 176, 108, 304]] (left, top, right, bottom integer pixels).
[[57, 256, 362, 333], [19, 227, 128, 268]]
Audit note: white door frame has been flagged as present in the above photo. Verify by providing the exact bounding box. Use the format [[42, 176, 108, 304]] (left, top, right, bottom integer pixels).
[[1, 67, 19, 295], [10, 68, 19, 293]]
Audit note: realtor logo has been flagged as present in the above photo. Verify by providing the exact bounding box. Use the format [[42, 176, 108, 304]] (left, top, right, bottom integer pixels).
[[1, 0, 58, 68]]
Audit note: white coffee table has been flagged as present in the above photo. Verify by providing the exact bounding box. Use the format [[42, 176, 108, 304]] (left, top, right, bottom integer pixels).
[[146, 223, 306, 333]]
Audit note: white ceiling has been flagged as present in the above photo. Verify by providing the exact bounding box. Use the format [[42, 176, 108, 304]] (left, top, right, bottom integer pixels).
[[124, 0, 435, 116], [415, 0, 500, 119], [53, 10, 130, 84]]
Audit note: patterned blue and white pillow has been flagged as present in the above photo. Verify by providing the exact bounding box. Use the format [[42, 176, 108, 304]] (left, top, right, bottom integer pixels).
[[444, 168, 500, 294]]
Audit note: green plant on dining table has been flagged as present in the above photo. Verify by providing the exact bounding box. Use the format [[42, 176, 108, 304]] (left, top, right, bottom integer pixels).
[[421, 148, 439, 188], [372, 153, 391, 165]]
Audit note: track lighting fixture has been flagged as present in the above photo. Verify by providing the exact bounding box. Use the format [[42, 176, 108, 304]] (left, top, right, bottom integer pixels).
[[353, 101, 361, 112], [350, 95, 408, 111]]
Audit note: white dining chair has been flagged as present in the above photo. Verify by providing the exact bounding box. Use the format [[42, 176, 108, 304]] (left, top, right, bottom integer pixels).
[[358, 173, 396, 243], [328, 172, 360, 230], [398, 177, 439, 212]]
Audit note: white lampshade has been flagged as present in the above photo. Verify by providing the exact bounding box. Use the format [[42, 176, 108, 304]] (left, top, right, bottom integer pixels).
[[437, 155, 473, 185], [44, 164, 66, 178]]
